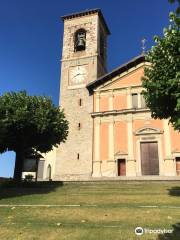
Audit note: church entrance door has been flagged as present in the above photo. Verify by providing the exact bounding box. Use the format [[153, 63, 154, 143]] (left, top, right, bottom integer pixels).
[[140, 142, 159, 175]]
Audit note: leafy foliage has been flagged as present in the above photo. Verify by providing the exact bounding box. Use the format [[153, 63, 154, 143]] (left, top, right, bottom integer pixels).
[[0, 91, 68, 153], [0, 91, 68, 179], [142, 7, 180, 130]]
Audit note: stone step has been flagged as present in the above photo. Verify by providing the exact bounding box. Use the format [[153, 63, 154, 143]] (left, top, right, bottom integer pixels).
[[49, 175, 180, 182]]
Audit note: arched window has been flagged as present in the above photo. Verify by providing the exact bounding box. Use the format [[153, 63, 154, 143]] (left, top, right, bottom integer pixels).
[[74, 29, 86, 52]]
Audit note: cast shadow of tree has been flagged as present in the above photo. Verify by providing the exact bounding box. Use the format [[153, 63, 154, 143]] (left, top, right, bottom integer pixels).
[[0, 180, 63, 200], [158, 223, 180, 240], [168, 186, 180, 197], [157, 186, 180, 239]]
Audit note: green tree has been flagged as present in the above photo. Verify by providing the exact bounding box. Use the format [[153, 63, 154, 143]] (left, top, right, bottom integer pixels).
[[142, 2, 180, 131], [169, 0, 180, 14], [0, 91, 68, 180]]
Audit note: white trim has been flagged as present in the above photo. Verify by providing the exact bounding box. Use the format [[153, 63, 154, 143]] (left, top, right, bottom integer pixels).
[[95, 93, 100, 112], [127, 87, 132, 109], [135, 127, 163, 136], [137, 93, 141, 108], [92, 118, 101, 177], [108, 91, 114, 111], [163, 119, 172, 158], [127, 116, 136, 176]]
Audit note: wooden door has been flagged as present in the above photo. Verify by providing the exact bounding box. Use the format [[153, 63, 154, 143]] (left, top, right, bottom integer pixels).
[[118, 159, 126, 176], [140, 142, 159, 175], [176, 157, 180, 176]]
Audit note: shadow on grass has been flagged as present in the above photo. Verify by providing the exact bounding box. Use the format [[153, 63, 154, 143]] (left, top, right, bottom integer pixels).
[[158, 223, 180, 240], [168, 187, 180, 197], [0, 180, 63, 200]]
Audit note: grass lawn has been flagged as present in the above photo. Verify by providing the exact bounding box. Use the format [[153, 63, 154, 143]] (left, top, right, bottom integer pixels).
[[0, 181, 180, 240]]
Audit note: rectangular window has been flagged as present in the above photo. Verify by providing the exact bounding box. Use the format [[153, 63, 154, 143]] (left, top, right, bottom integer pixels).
[[132, 93, 138, 108], [141, 94, 146, 108], [79, 98, 82, 106], [78, 123, 81, 130]]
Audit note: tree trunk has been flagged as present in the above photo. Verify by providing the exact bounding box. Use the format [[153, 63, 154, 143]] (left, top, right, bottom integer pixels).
[[13, 151, 24, 181]]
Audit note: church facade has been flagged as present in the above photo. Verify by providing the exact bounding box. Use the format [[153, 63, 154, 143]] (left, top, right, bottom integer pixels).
[[40, 9, 180, 180]]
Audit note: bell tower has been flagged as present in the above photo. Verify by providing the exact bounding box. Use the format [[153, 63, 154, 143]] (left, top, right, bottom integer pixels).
[[55, 9, 110, 180]]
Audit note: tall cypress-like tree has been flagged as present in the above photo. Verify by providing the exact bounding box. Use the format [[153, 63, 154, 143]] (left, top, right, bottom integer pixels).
[[0, 91, 69, 180]]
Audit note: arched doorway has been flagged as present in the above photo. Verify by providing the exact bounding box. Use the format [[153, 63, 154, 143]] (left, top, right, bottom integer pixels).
[[46, 164, 52, 181]]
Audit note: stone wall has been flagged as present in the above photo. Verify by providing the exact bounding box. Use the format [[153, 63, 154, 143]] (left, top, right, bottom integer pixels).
[[54, 12, 108, 180]]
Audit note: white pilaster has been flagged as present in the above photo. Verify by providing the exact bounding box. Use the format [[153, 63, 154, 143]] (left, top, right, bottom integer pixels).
[[138, 93, 141, 108], [92, 118, 101, 177], [163, 119, 175, 176], [163, 119, 172, 158], [127, 87, 132, 109], [95, 92, 100, 112], [127, 115, 136, 176], [127, 116, 134, 158], [108, 90, 114, 111]]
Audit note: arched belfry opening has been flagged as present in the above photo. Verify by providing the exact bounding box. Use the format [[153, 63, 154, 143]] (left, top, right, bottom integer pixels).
[[74, 28, 86, 52]]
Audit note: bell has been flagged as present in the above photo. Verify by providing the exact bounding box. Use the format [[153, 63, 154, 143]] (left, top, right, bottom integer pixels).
[[75, 32, 86, 51], [77, 38, 85, 47]]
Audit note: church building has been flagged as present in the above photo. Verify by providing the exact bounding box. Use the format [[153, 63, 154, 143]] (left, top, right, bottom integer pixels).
[[39, 9, 180, 180]]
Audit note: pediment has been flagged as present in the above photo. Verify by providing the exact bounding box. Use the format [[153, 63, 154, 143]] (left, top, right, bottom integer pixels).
[[115, 151, 128, 156], [96, 76, 120, 91], [96, 65, 144, 91], [87, 55, 147, 93], [135, 127, 163, 136]]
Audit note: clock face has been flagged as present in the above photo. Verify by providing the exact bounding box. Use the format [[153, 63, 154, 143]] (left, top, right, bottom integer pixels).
[[70, 65, 87, 85]]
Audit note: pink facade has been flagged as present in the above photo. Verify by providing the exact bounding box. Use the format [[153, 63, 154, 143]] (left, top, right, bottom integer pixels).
[[100, 123, 109, 161], [114, 121, 128, 154], [91, 62, 180, 177]]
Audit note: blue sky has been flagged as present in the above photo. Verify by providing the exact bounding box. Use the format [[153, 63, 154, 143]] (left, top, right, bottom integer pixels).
[[0, 0, 177, 177]]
